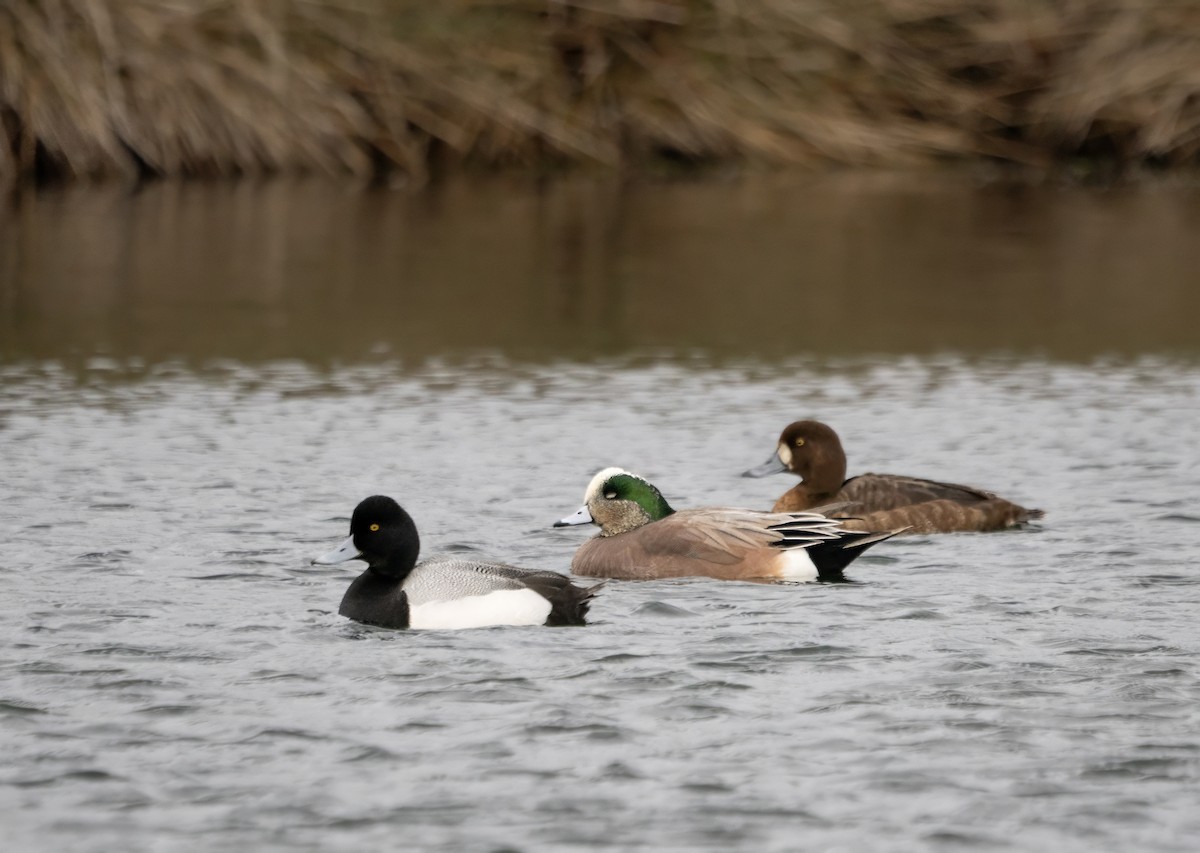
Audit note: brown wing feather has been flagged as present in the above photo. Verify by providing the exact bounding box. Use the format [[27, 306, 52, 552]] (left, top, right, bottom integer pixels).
[[833, 496, 1043, 534], [634, 510, 780, 565], [838, 473, 1000, 512]]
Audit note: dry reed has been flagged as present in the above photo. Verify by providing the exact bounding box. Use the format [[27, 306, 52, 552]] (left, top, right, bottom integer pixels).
[[3, 0, 1200, 187]]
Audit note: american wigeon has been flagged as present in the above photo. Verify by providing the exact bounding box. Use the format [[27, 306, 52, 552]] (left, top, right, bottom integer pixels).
[[553, 468, 898, 581], [743, 420, 1044, 534], [314, 495, 600, 629]]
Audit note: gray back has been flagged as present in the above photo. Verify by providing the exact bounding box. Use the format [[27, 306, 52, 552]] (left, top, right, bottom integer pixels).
[[403, 557, 557, 606]]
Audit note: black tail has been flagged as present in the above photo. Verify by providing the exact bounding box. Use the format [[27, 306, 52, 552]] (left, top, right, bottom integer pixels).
[[806, 529, 900, 582], [532, 576, 605, 626]]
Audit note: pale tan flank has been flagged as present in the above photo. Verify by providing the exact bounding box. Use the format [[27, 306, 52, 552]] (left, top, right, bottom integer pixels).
[[570, 508, 834, 580]]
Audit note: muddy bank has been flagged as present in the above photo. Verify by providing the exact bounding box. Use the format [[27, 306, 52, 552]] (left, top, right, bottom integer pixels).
[[4, 1, 1200, 187]]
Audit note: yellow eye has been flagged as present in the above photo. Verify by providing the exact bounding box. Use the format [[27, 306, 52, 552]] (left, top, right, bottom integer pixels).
[[794, 438, 805, 447], [369, 523, 380, 532]]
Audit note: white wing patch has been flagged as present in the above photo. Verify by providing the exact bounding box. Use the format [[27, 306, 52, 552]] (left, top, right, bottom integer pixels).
[[408, 589, 553, 630]]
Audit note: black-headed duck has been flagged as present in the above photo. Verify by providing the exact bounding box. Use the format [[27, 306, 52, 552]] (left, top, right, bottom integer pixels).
[[314, 495, 600, 629]]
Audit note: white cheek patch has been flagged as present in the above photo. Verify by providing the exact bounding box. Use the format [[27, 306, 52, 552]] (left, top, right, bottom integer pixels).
[[777, 444, 793, 467], [777, 548, 818, 582], [408, 589, 554, 630]]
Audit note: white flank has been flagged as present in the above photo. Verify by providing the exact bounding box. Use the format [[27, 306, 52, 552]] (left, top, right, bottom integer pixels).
[[776, 547, 819, 582], [585, 467, 635, 502], [408, 589, 554, 630]]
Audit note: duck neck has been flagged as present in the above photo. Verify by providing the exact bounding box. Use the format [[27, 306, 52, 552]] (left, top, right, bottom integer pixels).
[[773, 483, 818, 512], [366, 533, 420, 581], [358, 567, 408, 595], [799, 447, 846, 499], [368, 562, 414, 583], [605, 502, 671, 536]]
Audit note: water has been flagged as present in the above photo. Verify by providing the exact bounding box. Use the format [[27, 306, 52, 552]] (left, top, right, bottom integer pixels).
[[4, 173, 1200, 364], [2, 174, 1199, 852]]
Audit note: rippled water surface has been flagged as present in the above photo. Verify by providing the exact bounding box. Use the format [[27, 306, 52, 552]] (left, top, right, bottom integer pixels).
[[2, 175, 1199, 851]]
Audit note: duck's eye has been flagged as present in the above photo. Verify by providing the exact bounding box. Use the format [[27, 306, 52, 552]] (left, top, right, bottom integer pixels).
[[604, 491, 617, 500], [794, 438, 805, 447], [369, 523, 380, 532]]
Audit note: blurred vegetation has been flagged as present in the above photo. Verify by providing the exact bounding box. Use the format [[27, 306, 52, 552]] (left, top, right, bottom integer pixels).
[[3, 0, 1200, 187]]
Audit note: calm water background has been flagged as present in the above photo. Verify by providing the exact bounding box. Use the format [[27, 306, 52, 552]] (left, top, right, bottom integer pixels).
[[2, 173, 1199, 851]]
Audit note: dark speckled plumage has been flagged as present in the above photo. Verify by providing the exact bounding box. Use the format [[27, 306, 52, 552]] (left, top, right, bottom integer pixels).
[[745, 420, 1044, 534]]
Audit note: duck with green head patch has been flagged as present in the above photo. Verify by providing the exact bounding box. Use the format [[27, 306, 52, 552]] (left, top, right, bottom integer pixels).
[[554, 468, 900, 582]]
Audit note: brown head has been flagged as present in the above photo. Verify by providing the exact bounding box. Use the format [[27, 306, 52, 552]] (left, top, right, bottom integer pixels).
[[743, 420, 848, 495]]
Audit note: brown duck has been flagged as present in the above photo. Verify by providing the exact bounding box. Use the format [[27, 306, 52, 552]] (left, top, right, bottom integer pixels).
[[743, 420, 1043, 534]]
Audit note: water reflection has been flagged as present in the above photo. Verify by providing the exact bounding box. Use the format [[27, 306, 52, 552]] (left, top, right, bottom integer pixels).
[[3, 173, 1199, 367]]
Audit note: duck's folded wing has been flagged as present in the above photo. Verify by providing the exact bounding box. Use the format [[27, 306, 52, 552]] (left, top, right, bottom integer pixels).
[[637, 509, 843, 564], [405, 558, 531, 605], [468, 562, 591, 598], [840, 473, 1000, 512], [467, 562, 569, 584]]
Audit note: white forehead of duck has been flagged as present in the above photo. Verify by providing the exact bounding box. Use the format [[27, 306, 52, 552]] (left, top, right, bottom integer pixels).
[[584, 467, 638, 501]]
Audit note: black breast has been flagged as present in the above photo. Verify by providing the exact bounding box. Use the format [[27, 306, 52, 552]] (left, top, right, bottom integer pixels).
[[338, 570, 411, 629]]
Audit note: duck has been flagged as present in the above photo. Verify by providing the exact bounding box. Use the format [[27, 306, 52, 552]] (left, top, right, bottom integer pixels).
[[553, 468, 899, 582], [743, 419, 1044, 534], [313, 495, 600, 629]]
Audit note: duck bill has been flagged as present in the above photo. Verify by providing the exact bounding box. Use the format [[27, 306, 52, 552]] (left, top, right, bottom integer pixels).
[[312, 535, 363, 565], [742, 452, 789, 478], [553, 505, 594, 527]]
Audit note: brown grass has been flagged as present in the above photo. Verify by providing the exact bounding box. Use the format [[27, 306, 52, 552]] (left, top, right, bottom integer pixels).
[[3, 0, 1200, 187]]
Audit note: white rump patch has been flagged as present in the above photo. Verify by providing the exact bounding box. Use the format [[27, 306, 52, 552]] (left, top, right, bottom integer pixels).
[[584, 467, 636, 502], [408, 589, 554, 630], [777, 547, 819, 582]]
